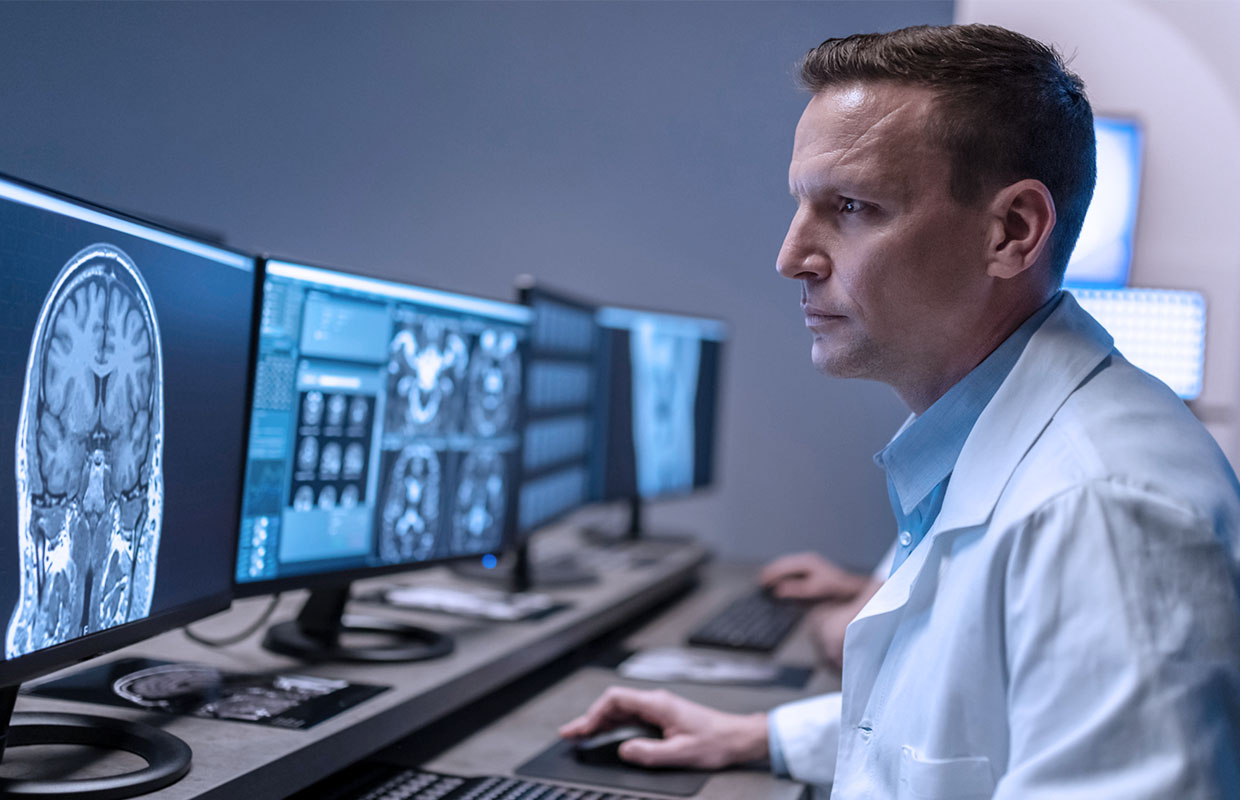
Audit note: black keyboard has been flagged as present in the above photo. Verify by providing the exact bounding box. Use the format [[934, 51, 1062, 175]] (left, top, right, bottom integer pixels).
[[332, 767, 662, 800], [686, 590, 806, 652]]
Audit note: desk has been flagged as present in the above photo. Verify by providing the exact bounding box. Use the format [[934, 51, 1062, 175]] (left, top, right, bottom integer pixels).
[[5, 532, 707, 799], [401, 561, 833, 800]]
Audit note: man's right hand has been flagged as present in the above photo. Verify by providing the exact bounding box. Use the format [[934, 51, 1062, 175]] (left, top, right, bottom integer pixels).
[[559, 686, 768, 770], [759, 551, 869, 602]]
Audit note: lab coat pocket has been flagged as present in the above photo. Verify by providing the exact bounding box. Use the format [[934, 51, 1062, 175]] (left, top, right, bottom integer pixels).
[[899, 746, 995, 799]]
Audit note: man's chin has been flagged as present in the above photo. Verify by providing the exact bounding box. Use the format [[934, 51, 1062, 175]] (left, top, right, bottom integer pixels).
[[811, 341, 866, 379]]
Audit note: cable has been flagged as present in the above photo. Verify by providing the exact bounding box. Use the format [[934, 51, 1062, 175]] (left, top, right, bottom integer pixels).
[[183, 594, 282, 648]]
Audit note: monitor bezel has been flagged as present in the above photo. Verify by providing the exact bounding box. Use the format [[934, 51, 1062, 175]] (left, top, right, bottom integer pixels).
[[233, 256, 531, 598], [0, 171, 254, 688], [593, 301, 729, 505]]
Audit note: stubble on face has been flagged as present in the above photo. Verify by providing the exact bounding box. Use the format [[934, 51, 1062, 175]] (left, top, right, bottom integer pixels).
[[784, 83, 992, 405]]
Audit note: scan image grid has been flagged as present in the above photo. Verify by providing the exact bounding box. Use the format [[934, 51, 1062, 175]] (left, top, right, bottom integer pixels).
[[288, 390, 373, 514], [8, 244, 164, 658], [377, 309, 522, 563]]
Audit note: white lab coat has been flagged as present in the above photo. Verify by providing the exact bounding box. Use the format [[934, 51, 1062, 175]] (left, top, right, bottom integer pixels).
[[771, 294, 1240, 798]]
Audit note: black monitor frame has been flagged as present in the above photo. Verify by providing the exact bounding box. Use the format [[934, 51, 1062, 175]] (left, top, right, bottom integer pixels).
[[0, 172, 257, 797], [233, 257, 530, 660]]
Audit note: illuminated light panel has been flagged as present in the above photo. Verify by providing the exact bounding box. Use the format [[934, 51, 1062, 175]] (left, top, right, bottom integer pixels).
[[1068, 287, 1206, 399]]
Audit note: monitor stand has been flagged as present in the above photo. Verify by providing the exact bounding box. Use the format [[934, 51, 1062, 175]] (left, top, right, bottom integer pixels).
[[581, 495, 645, 545], [262, 583, 453, 663], [450, 541, 597, 594], [581, 496, 695, 547], [0, 684, 190, 799]]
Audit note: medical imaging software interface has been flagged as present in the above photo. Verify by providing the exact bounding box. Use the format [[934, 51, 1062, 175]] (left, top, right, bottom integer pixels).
[[236, 262, 528, 584], [594, 308, 726, 501], [0, 177, 253, 666], [517, 290, 597, 535]]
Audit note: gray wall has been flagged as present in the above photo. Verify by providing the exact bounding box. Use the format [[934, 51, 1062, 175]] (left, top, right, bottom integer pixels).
[[0, 1, 949, 569]]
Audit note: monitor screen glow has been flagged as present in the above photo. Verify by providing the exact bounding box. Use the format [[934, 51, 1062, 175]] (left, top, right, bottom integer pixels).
[[594, 307, 726, 502], [235, 261, 530, 591], [1064, 115, 1144, 289], [0, 175, 253, 685]]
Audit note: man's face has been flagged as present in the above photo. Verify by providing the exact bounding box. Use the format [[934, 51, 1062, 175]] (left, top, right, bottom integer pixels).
[[777, 83, 993, 401]]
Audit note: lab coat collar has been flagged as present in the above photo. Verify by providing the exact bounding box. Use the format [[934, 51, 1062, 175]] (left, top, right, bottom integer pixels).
[[853, 294, 1114, 621], [932, 292, 1114, 534]]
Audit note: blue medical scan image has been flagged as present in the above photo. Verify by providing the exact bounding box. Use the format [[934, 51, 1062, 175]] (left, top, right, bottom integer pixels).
[[630, 321, 699, 498], [467, 328, 522, 437], [8, 244, 164, 657], [385, 315, 470, 436], [378, 443, 442, 563]]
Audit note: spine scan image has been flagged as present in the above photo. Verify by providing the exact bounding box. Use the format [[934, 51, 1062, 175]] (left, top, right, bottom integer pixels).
[[631, 322, 698, 498], [8, 244, 164, 657]]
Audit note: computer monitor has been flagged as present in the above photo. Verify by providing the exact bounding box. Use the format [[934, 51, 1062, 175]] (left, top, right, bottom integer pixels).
[[1064, 115, 1144, 289], [454, 278, 600, 591], [0, 174, 255, 797], [593, 306, 727, 538], [235, 259, 529, 661]]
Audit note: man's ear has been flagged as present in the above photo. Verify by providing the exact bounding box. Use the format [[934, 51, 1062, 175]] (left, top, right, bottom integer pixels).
[[985, 179, 1056, 280]]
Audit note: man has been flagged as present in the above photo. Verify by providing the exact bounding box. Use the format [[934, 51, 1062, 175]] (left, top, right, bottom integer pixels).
[[561, 24, 1240, 797]]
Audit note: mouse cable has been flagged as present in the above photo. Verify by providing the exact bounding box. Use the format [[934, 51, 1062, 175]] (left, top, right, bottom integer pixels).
[[182, 594, 282, 648]]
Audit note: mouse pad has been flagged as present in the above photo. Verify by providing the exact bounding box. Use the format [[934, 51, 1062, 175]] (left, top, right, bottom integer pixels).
[[516, 738, 710, 796]]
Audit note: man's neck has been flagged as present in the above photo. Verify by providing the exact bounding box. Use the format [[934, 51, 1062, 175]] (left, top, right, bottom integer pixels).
[[896, 291, 1056, 414]]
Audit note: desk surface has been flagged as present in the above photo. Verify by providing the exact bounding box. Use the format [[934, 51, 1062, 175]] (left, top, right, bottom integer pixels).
[[416, 560, 836, 800], [5, 532, 707, 799]]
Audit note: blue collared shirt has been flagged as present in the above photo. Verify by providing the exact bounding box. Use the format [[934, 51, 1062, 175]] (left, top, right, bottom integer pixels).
[[768, 291, 1062, 777], [878, 292, 1062, 575]]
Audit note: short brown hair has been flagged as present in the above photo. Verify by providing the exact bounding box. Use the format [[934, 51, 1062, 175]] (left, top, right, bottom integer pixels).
[[800, 24, 1095, 281]]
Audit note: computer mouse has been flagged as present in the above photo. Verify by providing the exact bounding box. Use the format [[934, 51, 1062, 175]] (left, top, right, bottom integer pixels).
[[572, 722, 663, 765]]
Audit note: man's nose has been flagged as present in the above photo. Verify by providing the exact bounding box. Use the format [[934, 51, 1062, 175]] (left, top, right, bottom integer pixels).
[[776, 210, 829, 280]]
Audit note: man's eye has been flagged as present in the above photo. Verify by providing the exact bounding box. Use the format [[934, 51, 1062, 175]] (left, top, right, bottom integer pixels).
[[841, 198, 861, 214]]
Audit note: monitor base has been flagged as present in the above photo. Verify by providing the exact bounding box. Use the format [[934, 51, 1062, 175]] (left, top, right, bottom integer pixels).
[[0, 711, 191, 799], [263, 615, 453, 663]]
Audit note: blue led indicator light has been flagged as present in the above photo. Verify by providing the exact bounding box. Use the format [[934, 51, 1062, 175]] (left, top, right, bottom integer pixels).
[[482, 554, 499, 569]]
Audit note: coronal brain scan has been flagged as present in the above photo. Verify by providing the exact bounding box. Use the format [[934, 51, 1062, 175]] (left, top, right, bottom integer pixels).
[[379, 444, 441, 563], [386, 317, 468, 434], [8, 244, 164, 658], [631, 321, 699, 498], [468, 329, 521, 437], [451, 448, 507, 554]]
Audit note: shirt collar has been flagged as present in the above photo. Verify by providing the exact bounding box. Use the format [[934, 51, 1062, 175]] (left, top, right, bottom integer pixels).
[[875, 292, 1064, 516]]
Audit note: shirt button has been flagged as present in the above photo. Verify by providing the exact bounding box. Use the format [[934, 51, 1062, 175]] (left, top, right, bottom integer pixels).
[[899, 531, 912, 547]]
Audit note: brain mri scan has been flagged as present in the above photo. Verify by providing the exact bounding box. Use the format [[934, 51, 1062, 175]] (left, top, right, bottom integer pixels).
[[8, 244, 164, 658], [379, 444, 441, 563], [386, 317, 468, 434], [467, 329, 521, 437], [451, 448, 506, 554], [113, 662, 345, 722]]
